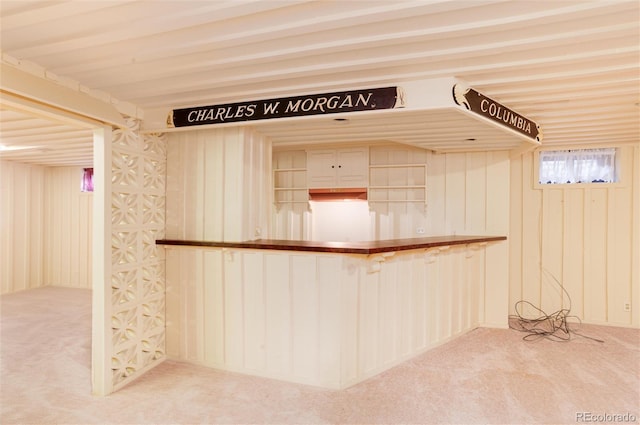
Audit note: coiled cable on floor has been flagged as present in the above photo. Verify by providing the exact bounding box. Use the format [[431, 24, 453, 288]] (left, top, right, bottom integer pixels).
[[509, 270, 604, 343]]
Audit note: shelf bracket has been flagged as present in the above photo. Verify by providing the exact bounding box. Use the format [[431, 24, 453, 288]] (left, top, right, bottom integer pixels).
[[367, 251, 395, 273]]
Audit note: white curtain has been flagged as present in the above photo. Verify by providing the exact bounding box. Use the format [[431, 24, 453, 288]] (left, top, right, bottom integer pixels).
[[539, 148, 617, 184]]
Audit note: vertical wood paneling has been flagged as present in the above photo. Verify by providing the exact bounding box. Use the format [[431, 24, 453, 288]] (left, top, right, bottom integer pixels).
[[180, 248, 197, 360], [541, 189, 564, 314], [397, 254, 413, 357], [608, 188, 632, 325], [0, 161, 92, 294], [224, 250, 244, 368], [244, 130, 272, 240], [444, 153, 466, 234], [243, 251, 266, 371], [425, 250, 440, 345], [12, 164, 29, 291], [164, 248, 181, 358], [470, 247, 486, 325], [511, 145, 638, 327], [484, 151, 510, 327], [223, 129, 243, 241], [359, 266, 379, 374], [196, 249, 207, 361], [509, 149, 524, 310], [78, 193, 92, 287], [562, 190, 584, 317], [165, 244, 490, 388], [203, 250, 225, 365], [204, 130, 225, 241], [340, 257, 360, 385], [44, 167, 93, 289], [0, 161, 15, 293], [28, 168, 44, 288], [167, 128, 271, 243], [291, 255, 318, 379], [520, 152, 543, 311], [437, 247, 452, 339], [465, 153, 487, 234], [585, 188, 608, 322], [193, 133, 206, 238], [412, 252, 427, 351], [264, 253, 291, 375], [275, 145, 502, 243], [632, 145, 640, 328], [426, 152, 446, 235], [165, 134, 184, 239], [378, 258, 396, 365], [317, 255, 342, 386], [183, 132, 204, 239]]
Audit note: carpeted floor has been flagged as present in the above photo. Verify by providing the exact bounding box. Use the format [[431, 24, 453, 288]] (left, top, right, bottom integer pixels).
[[1, 287, 638, 425]]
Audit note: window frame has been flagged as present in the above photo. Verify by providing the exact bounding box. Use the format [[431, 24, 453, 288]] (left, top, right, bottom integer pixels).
[[533, 144, 627, 190]]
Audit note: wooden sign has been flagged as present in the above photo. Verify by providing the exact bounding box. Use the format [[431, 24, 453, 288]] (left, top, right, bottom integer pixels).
[[453, 84, 541, 142], [169, 86, 404, 128]]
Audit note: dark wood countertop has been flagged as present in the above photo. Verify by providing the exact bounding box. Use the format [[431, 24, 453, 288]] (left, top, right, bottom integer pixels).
[[156, 235, 506, 255]]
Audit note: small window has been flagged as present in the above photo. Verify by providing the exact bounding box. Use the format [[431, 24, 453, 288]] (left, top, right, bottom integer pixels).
[[538, 148, 618, 185], [81, 168, 94, 192]]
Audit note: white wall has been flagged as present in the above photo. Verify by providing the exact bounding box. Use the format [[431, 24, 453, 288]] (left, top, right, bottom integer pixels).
[[0, 161, 92, 294], [272, 145, 510, 241], [272, 145, 511, 327], [44, 167, 93, 289], [510, 145, 640, 328], [163, 138, 511, 388], [166, 127, 271, 241], [165, 243, 491, 389], [273, 142, 640, 329], [0, 161, 46, 293], [309, 201, 371, 242]]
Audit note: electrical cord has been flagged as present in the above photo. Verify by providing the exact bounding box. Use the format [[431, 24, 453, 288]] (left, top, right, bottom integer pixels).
[[509, 270, 604, 343]]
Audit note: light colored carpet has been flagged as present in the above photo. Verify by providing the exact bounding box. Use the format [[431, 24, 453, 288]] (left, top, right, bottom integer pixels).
[[1, 287, 638, 424]]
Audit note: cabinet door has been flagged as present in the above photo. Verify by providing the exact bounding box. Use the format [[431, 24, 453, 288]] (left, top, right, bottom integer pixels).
[[307, 147, 369, 188], [336, 148, 368, 187], [307, 149, 338, 188]]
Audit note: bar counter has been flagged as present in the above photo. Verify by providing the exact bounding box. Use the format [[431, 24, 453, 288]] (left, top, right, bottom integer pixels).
[[161, 233, 508, 389], [156, 234, 506, 255]]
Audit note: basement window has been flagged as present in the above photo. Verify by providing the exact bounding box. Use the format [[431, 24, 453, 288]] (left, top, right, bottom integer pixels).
[[538, 148, 618, 185], [81, 168, 94, 192]]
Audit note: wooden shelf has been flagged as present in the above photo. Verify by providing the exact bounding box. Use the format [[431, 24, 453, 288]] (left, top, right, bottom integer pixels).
[[368, 163, 426, 206]]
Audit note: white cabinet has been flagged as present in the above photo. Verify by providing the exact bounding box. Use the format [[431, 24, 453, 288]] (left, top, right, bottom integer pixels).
[[306, 148, 369, 188]]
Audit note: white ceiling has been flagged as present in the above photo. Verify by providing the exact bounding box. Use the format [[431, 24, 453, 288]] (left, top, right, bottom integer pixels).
[[1, 0, 638, 166]]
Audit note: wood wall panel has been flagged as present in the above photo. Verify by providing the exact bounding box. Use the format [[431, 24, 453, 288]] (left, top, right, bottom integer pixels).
[[273, 145, 509, 243], [0, 161, 45, 293], [45, 167, 93, 289], [0, 161, 92, 294], [510, 145, 639, 328], [562, 189, 584, 318], [164, 244, 491, 389], [264, 253, 292, 375], [166, 128, 271, 242], [586, 188, 609, 323]]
